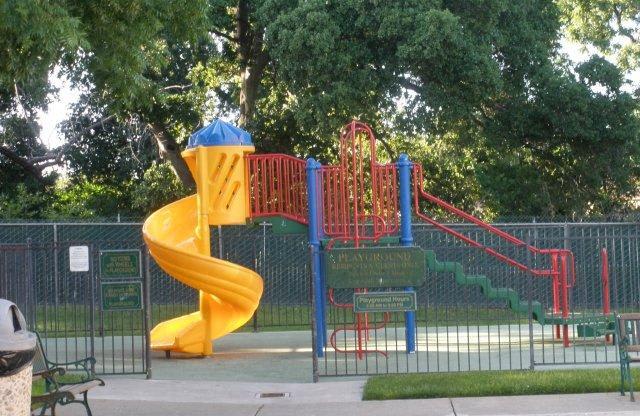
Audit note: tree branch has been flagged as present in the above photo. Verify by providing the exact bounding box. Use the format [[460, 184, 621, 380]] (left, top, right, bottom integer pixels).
[[210, 28, 239, 44], [160, 84, 193, 92], [613, 5, 637, 43], [0, 145, 50, 184], [398, 77, 424, 94]]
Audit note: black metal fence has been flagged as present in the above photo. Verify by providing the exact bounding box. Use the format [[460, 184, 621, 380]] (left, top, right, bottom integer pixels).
[[0, 242, 150, 375], [1, 220, 639, 377], [317, 223, 640, 376]]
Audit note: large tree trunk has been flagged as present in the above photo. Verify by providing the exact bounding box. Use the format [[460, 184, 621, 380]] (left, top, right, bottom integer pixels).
[[236, 0, 268, 129], [148, 121, 195, 189]]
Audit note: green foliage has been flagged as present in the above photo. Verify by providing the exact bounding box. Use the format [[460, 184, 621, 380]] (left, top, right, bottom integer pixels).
[[0, 184, 51, 219], [480, 58, 640, 215], [45, 179, 131, 219], [559, 0, 640, 70], [1, 0, 639, 219], [131, 162, 190, 214], [0, 0, 85, 111], [61, 95, 155, 185]]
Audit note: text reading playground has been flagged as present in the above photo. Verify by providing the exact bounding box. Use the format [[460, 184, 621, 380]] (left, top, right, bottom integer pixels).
[[325, 247, 425, 288]]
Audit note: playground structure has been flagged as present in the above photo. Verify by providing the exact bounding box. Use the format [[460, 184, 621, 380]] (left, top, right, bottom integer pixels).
[[143, 119, 615, 357]]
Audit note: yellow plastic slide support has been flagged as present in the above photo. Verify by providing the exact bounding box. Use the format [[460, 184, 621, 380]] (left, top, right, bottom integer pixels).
[[142, 145, 262, 355]]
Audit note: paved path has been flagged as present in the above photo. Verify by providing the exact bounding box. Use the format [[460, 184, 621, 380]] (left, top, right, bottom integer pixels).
[[55, 378, 640, 416]]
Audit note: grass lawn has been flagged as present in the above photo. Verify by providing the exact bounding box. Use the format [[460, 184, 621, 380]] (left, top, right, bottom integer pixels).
[[363, 368, 640, 400]]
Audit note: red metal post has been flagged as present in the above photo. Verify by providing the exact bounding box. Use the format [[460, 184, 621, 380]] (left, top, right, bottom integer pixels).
[[560, 254, 570, 347]]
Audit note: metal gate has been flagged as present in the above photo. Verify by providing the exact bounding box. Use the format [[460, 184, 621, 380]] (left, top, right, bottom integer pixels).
[[314, 231, 626, 377], [0, 241, 150, 376]]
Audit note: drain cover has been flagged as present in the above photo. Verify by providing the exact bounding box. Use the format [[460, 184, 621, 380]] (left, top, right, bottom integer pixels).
[[256, 392, 290, 398]]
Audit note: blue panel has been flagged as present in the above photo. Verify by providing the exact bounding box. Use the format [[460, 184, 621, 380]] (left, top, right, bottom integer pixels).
[[187, 119, 253, 148]]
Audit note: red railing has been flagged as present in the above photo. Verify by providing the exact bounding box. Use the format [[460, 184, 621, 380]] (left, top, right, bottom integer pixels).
[[321, 121, 398, 245], [247, 154, 308, 224], [412, 163, 576, 346]]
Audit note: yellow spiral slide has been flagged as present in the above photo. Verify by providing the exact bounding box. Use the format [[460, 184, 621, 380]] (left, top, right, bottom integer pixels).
[[142, 143, 262, 356]]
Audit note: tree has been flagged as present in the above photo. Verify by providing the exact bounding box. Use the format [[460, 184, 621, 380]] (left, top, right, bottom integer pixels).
[[260, 0, 640, 216], [0, 0, 210, 190], [2, 0, 639, 219], [559, 0, 640, 70], [480, 57, 640, 215]]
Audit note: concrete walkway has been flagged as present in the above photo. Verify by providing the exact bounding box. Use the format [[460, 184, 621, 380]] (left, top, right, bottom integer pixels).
[[55, 378, 640, 416]]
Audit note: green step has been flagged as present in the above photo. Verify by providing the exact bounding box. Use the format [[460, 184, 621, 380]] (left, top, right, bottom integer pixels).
[[426, 250, 557, 325], [425, 250, 615, 330]]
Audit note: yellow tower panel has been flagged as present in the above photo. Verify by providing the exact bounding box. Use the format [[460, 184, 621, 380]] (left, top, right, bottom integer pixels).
[[182, 145, 254, 225]]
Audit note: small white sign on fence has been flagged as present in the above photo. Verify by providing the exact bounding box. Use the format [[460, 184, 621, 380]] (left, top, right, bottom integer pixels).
[[69, 246, 89, 272]]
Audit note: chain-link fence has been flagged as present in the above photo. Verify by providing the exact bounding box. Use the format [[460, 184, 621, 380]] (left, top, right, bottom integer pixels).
[[1, 220, 639, 330]]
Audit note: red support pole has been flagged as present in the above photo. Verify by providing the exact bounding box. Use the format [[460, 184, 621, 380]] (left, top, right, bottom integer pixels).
[[551, 254, 561, 340], [560, 254, 570, 347]]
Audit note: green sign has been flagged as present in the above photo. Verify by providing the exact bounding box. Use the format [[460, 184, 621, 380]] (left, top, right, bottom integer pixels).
[[354, 291, 417, 313], [101, 281, 143, 311], [100, 250, 141, 279], [324, 247, 425, 288]]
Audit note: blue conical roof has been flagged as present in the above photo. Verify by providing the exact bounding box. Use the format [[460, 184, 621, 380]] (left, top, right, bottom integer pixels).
[[187, 119, 253, 148]]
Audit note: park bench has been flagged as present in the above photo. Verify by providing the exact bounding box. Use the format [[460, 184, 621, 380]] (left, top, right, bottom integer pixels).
[[30, 332, 104, 416], [616, 313, 640, 401]]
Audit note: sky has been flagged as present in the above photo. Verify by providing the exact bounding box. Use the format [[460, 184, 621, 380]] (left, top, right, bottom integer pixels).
[[35, 39, 638, 151], [36, 69, 81, 150]]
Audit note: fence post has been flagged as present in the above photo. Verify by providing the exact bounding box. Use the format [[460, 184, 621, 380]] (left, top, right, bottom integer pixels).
[[144, 247, 153, 379], [89, 244, 96, 374], [398, 153, 416, 353], [526, 233, 535, 370], [53, 223, 59, 306], [309, 244, 319, 382], [253, 223, 267, 332], [563, 222, 572, 346], [25, 238, 35, 329]]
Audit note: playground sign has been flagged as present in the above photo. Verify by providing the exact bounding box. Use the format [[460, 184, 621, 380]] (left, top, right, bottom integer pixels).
[[353, 291, 417, 313], [324, 247, 425, 288], [101, 281, 143, 311], [100, 250, 141, 279]]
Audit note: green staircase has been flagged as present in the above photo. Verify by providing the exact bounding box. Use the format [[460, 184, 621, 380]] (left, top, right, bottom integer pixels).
[[424, 250, 614, 335]]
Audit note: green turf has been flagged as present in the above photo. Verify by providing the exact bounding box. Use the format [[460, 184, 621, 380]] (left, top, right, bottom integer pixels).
[[363, 368, 640, 400], [32, 303, 313, 337], [32, 302, 614, 338]]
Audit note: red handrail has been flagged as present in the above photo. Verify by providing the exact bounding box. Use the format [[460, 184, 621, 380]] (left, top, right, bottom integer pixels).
[[412, 164, 572, 276], [412, 163, 576, 346]]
